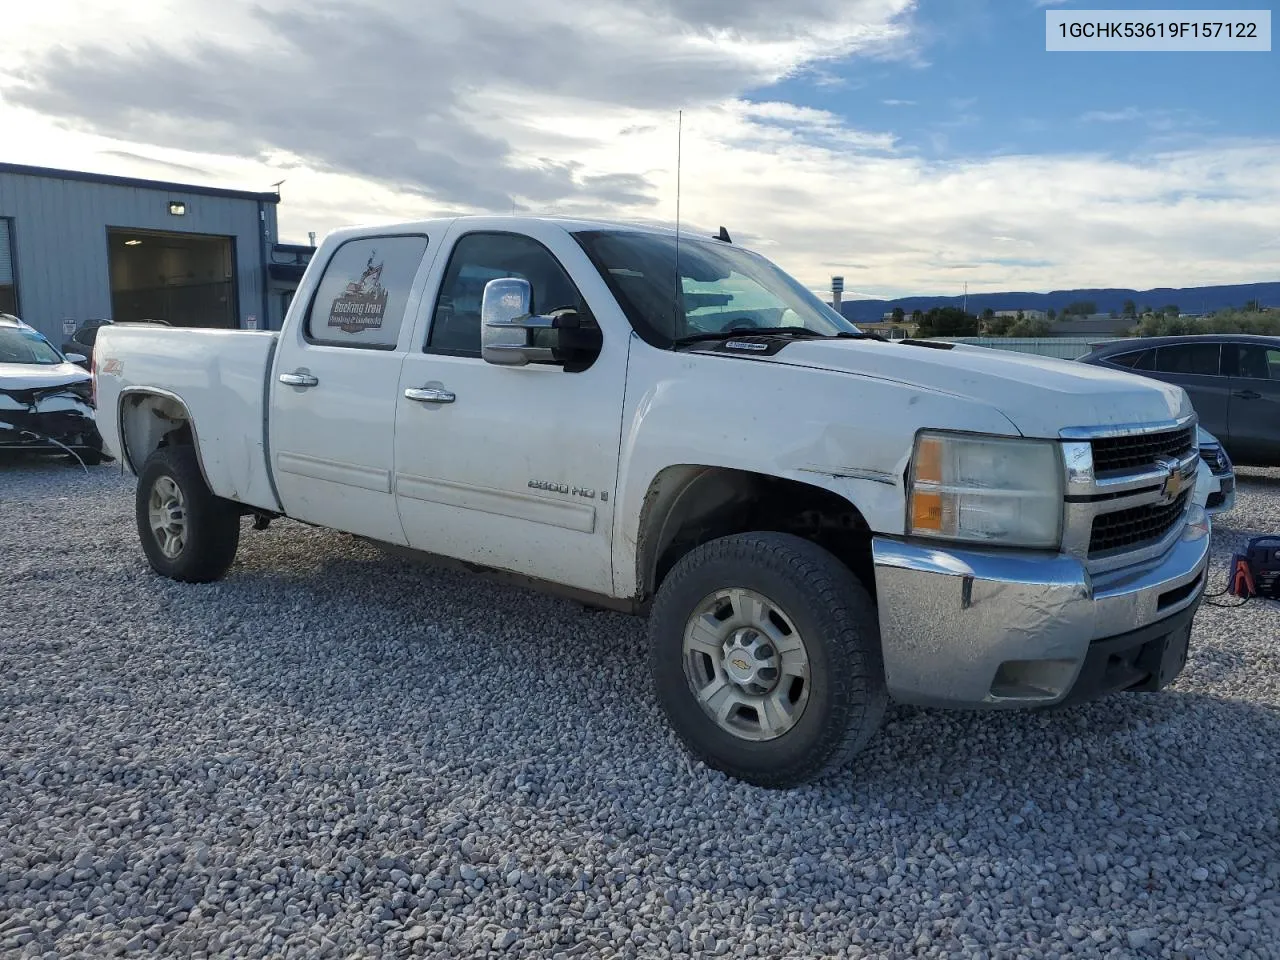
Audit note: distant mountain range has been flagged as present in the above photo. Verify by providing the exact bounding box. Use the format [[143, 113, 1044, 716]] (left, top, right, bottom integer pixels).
[[836, 282, 1280, 323]]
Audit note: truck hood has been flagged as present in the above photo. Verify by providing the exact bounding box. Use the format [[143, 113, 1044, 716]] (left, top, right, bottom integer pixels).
[[753, 339, 1190, 437], [0, 362, 91, 391]]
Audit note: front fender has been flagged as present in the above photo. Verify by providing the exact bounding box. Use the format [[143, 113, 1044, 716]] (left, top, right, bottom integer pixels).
[[611, 345, 1021, 598]]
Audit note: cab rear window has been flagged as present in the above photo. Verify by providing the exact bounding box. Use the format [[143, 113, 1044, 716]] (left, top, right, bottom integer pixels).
[[305, 235, 429, 349]]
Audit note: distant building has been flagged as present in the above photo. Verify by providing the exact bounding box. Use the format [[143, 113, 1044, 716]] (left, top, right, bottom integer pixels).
[[0, 162, 315, 345], [859, 319, 916, 339], [991, 309, 1048, 322], [1047, 314, 1135, 338]]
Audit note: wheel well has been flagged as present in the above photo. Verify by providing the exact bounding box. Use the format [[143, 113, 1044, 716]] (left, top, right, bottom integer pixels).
[[120, 392, 201, 478], [640, 467, 875, 603]]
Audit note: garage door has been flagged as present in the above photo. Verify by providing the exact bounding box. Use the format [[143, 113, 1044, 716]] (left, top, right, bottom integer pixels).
[[0, 219, 16, 315], [107, 227, 237, 328]]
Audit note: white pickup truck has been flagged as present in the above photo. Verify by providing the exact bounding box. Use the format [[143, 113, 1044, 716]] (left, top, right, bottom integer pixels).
[[94, 216, 1211, 788]]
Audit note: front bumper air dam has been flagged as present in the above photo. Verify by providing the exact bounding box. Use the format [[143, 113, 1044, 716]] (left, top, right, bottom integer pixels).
[[871, 508, 1210, 708]]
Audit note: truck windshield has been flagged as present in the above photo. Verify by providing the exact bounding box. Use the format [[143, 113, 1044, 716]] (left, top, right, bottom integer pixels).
[[0, 326, 63, 365], [573, 229, 862, 347]]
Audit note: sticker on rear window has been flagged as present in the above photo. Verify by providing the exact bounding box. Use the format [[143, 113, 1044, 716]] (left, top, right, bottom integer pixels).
[[328, 252, 389, 334]]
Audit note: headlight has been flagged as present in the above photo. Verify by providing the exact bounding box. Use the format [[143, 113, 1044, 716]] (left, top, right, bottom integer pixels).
[[907, 431, 1063, 548]]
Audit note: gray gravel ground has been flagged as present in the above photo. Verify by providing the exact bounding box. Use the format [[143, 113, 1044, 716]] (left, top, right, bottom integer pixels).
[[2, 457, 1278, 959]]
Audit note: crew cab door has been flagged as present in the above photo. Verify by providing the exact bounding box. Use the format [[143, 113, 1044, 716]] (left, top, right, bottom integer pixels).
[[393, 225, 628, 596], [269, 231, 439, 543], [1225, 341, 1280, 464], [1146, 341, 1230, 437]]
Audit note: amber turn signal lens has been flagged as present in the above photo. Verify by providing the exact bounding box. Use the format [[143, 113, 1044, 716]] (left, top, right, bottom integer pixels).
[[914, 434, 943, 484], [911, 491, 944, 532]]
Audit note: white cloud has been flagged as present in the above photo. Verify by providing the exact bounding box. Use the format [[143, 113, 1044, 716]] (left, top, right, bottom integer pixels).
[[0, 0, 1277, 299], [1079, 107, 1146, 124]]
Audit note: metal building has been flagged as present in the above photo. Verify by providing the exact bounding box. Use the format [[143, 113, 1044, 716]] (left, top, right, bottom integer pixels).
[[0, 162, 314, 345]]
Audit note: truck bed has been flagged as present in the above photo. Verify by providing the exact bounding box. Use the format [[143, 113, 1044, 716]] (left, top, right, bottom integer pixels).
[[94, 326, 281, 511]]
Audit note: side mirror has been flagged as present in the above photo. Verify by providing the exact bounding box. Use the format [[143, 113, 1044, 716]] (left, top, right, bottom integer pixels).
[[65, 352, 89, 366], [480, 278, 557, 366], [480, 277, 603, 371]]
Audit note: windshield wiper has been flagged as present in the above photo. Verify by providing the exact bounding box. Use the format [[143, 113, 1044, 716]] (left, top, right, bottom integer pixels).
[[672, 328, 868, 346]]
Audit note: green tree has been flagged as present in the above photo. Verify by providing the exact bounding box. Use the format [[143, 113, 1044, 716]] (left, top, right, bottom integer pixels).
[[1046, 307, 1057, 322], [891, 306, 905, 323], [1164, 304, 1179, 318], [1063, 300, 1097, 317], [1135, 314, 1200, 337], [916, 306, 980, 338], [1008, 317, 1052, 338], [1141, 304, 1154, 316], [1205, 309, 1280, 335], [1122, 299, 1137, 319], [982, 307, 995, 321], [911, 309, 924, 323], [986, 314, 1015, 336]]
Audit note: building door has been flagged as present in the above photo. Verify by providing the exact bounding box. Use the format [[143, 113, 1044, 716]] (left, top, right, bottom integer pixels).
[[0, 219, 16, 315], [107, 228, 237, 328]]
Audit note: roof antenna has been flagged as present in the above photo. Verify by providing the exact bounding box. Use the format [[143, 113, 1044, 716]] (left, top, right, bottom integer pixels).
[[673, 109, 683, 336]]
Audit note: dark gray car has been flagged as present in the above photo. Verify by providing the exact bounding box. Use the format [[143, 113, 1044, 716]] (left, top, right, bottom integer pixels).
[[1079, 334, 1280, 466]]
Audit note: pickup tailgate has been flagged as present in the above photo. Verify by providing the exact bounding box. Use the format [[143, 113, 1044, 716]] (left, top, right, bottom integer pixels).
[[94, 325, 281, 511]]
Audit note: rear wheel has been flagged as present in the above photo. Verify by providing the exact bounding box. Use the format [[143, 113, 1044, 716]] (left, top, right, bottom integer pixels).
[[136, 445, 240, 582], [649, 531, 886, 789]]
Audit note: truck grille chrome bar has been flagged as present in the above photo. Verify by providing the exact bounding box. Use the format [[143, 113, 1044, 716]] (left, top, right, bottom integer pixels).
[[1090, 425, 1196, 473], [1058, 414, 1198, 574]]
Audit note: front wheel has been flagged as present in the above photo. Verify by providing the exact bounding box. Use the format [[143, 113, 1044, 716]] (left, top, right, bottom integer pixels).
[[136, 445, 241, 582], [649, 532, 886, 789]]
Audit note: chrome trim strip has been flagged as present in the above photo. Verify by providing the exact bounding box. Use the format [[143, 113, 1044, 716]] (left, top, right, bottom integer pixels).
[[1058, 412, 1197, 441], [1090, 450, 1199, 495]]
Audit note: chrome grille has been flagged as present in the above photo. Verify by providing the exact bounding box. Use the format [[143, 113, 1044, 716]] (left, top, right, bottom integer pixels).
[[1060, 415, 1198, 573], [1091, 426, 1195, 473], [1089, 490, 1191, 556], [1199, 445, 1229, 475]]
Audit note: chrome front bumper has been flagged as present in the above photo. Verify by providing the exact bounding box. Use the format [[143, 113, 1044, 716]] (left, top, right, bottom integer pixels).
[[871, 506, 1211, 708]]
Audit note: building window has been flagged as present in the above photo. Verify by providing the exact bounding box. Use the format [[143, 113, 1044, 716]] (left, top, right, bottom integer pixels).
[[0, 219, 17, 315]]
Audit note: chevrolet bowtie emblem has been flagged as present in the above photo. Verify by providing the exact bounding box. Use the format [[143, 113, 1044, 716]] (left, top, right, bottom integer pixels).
[[1156, 457, 1187, 503]]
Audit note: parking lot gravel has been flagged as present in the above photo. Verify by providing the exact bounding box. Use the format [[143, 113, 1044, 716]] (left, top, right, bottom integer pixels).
[[2, 457, 1279, 959]]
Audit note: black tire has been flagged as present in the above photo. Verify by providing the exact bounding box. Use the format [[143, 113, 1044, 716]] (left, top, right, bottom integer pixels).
[[649, 531, 887, 789], [136, 445, 240, 583]]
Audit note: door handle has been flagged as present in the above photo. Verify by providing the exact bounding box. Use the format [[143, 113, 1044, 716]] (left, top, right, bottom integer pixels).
[[279, 372, 319, 388], [405, 386, 456, 404], [1233, 389, 1262, 400]]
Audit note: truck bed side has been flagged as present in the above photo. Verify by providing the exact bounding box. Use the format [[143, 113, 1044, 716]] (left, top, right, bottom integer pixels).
[[94, 326, 282, 512]]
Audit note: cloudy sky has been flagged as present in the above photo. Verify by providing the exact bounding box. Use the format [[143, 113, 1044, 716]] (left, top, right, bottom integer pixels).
[[1, 0, 1276, 299]]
